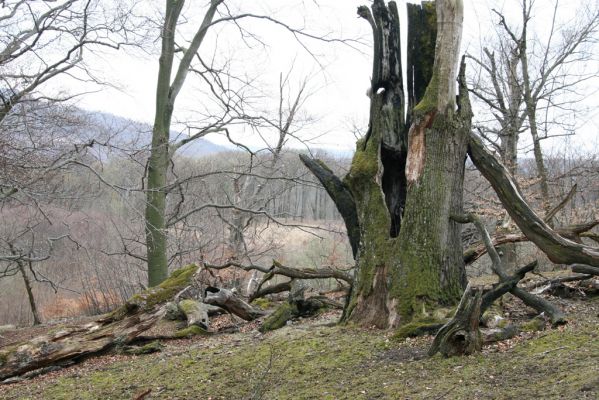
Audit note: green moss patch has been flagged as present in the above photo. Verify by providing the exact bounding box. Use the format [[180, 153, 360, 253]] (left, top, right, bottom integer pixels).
[[259, 302, 298, 333], [251, 298, 272, 310], [122, 341, 164, 356], [109, 264, 199, 320], [392, 316, 445, 341], [174, 325, 210, 338], [1, 307, 597, 399]]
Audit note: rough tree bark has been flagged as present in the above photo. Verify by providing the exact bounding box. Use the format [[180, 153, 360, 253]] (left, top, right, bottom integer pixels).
[[302, 0, 470, 328]]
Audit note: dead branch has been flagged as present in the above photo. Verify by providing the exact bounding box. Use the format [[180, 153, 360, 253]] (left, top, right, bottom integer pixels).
[[0, 264, 200, 382], [468, 132, 599, 269], [203, 287, 265, 321], [571, 264, 599, 277], [453, 213, 566, 325]]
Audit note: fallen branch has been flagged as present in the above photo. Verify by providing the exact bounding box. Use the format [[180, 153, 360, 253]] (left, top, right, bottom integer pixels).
[[480, 261, 537, 314], [259, 282, 339, 332], [527, 273, 594, 289], [203, 287, 265, 321], [249, 281, 292, 302], [453, 213, 566, 325], [205, 260, 353, 286], [468, 132, 599, 268], [572, 264, 599, 276], [463, 220, 599, 265]]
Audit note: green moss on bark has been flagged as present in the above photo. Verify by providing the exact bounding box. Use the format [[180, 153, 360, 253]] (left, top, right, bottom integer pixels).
[[109, 264, 199, 320], [259, 302, 298, 333]]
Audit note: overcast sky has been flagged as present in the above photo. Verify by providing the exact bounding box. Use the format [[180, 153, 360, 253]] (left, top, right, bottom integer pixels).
[[49, 0, 598, 155]]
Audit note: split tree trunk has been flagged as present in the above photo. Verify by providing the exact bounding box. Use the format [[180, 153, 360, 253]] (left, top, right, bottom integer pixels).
[[303, 0, 470, 328]]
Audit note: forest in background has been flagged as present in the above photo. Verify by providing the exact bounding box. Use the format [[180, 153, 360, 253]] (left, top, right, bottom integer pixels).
[[0, 0, 597, 330]]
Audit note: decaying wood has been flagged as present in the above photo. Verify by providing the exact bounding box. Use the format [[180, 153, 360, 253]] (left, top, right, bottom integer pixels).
[[177, 299, 210, 329], [453, 213, 566, 325], [464, 220, 599, 265], [206, 260, 353, 291], [298, 154, 359, 258], [572, 264, 599, 276], [481, 324, 519, 343], [249, 281, 292, 302], [528, 273, 594, 290], [480, 261, 537, 314], [429, 284, 483, 357], [0, 264, 201, 382], [468, 132, 599, 268], [259, 282, 339, 332], [203, 287, 265, 321]]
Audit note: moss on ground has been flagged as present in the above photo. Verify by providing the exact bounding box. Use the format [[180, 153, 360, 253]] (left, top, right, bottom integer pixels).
[[251, 298, 272, 310], [1, 308, 597, 400], [259, 302, 298, 333], [174, 325, 210, 338], [122, 341, 163, 356], [392, 316, 446, 341]]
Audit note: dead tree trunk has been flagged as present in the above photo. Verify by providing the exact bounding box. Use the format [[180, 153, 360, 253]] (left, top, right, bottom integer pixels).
[[429, 284, 483, 357], [302, 0, 469, 328], [0, 264, 200, 381]]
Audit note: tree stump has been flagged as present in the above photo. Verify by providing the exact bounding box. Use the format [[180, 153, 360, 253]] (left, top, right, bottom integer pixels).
[[429, 284, 483, 357]]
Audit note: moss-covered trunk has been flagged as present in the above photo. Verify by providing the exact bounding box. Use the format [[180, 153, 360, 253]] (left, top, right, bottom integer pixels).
[[330, 0, 470, 328]]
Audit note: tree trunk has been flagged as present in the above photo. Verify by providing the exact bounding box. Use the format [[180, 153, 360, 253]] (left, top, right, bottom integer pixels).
[[429, 283, 483, 357], [17, 261, 41, 326], [144, 0, 221, 286], [301, 1, 470, 328], [145, 0, 184, 287]]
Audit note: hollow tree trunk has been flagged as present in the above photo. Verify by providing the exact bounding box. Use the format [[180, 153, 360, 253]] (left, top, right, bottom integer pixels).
[[303, 0, 470, 328]]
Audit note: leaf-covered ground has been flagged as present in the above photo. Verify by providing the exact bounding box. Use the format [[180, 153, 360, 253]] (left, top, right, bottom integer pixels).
[[0, 295, 598, 399]]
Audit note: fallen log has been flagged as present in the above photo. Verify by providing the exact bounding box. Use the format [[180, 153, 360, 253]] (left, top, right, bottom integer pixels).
[[572, 264, 599, 276], [259, 282, 339, 333], [481, 324, 519, 343], [203, 287, 265, 321], [178, 299, 210, 329], [0, 264, 200, 382], [248, 281, 292, 302]]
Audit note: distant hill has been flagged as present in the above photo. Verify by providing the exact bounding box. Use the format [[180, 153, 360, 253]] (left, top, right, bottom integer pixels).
[[81, 110, 232, 157], [75, 109, 354, 159]]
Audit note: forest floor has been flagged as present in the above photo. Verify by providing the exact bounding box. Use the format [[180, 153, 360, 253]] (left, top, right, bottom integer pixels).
[[0, 275, 598, 400]]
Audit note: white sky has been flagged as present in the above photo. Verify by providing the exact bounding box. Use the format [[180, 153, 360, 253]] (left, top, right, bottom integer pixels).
[[50, 0, 598, 154]]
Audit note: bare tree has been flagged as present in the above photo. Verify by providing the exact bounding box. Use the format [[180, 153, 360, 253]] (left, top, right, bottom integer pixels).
[[0, 0, 145, 324], [144, 0, 353, 286], [468, 0, 599, 216]]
